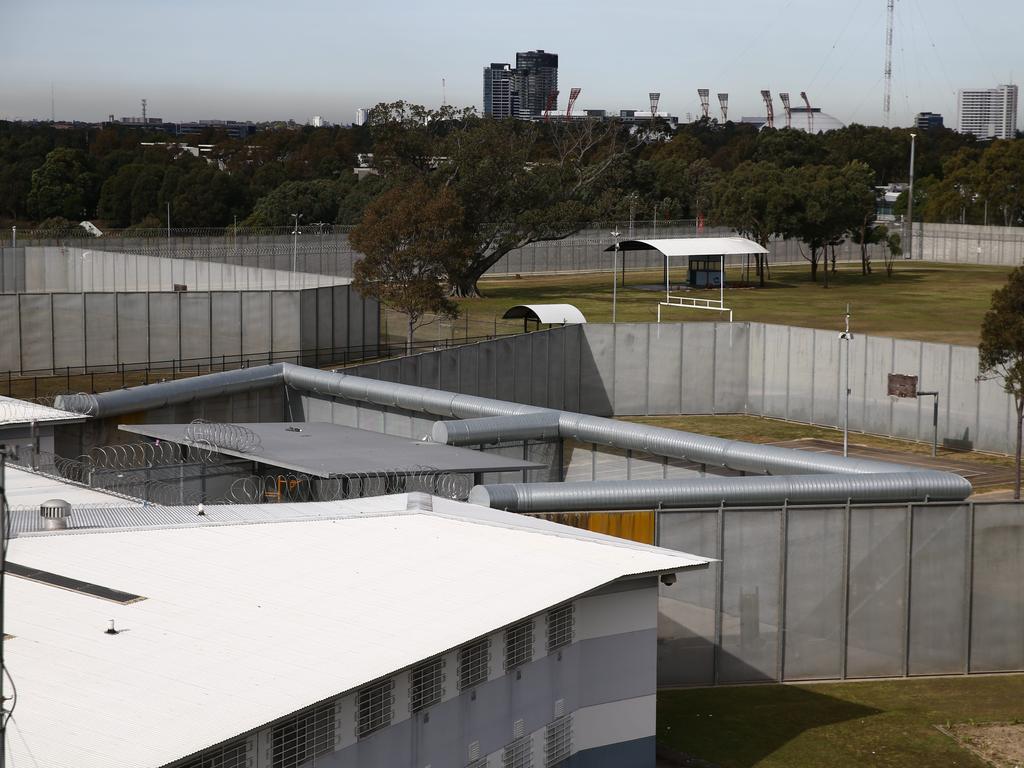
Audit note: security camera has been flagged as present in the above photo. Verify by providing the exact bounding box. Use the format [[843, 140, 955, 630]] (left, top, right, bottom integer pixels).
[[660, 573, 677, 587], [839, 331, 854, 341]]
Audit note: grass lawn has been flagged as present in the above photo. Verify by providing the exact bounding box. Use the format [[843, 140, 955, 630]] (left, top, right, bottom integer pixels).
[[657, 675, 1024, 768], [451, 262, 1014, 346]]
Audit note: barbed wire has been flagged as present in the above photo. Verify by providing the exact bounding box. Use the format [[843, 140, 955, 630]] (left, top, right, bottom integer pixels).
[[184, 420, 262, 453], [222, 465, 471, 503]]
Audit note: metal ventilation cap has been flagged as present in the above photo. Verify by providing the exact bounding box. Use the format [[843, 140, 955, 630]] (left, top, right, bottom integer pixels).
[[40, 499, 72, 530]]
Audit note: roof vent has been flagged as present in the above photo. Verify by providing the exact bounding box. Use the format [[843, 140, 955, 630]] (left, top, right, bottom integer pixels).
[[40, 499, 71, 530]]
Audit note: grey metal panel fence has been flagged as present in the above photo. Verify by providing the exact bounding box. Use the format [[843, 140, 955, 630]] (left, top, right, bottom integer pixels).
[[748, 323, 1018, 454], [918, 223, 1024, 265], [0, 285, 378, 375], [657, 501, 1024, 686]]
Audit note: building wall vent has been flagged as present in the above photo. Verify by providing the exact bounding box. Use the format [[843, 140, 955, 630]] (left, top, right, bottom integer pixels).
[[40, 499, 71, 530]]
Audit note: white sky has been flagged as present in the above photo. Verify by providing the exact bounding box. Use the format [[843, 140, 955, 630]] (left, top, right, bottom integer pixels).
[[1, 0, 1020, 128]]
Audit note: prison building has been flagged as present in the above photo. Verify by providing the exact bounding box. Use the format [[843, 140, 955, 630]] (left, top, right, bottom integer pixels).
[[4, 492, 709, 768]]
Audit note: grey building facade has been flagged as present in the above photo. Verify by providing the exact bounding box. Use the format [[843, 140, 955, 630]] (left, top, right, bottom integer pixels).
[[515, 50, 559, 118], [483, 63, 519, 119]]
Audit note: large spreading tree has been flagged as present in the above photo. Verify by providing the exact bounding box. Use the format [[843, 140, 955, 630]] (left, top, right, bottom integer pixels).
[[366, 102, 633, 296]]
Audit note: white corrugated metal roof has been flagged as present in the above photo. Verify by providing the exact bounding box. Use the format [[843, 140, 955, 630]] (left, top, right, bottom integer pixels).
[[607, 236, 769, 256], [0, 395, 88, 426], [4, 465, 132, 507], [501, 304, 588, 324], [5, 495, 709, 768]]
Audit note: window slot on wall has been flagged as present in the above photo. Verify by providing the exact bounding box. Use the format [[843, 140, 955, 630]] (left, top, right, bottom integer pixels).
[[545, 604, 574, 652], [458, 638, 490, 691], [356, 679, 394, 739], [270, 703, 335, 768], [410, 657, 445, 712], [504, 619, 534, 672]]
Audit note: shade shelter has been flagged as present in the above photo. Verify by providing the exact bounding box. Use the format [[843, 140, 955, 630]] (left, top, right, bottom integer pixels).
[[604, 237, 768, 322], [502, 303, 587, 332]]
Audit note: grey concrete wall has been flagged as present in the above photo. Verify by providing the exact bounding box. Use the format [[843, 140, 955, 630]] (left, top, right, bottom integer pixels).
[[657, 500, 1024, 686], [919, 223, 1024, 265], [0, 283, 378, 375], [344, 320, 1016, 454], [747, 322, 1015, 454], [3, 246, 348, 293]]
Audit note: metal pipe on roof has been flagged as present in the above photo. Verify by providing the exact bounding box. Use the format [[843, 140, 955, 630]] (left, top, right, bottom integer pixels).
[[432, 413, 562, 446], [55, 365, 285, 417], [469, 471, 972, 512], [64, 362, 973, 508]]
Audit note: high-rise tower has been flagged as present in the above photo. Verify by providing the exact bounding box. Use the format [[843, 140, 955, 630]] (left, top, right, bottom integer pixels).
[[957, 85, 1018, 139], [514, 49, 558, 118], [483, 63, 518, 118]]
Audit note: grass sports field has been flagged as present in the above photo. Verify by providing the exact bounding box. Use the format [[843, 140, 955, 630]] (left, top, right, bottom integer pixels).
[[657, 675, 1024, 768], [456, 262, 1013, 346]]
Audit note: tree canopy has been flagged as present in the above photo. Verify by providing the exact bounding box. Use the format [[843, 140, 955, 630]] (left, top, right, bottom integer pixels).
[[979, 267, 1024, 497]]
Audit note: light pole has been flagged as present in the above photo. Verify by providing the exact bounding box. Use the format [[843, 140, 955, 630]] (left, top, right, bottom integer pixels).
[[906, 132, 916, 260], [290, 213, 302, 273], [611, 229, 620, 324], [839, 304, 853, 457]]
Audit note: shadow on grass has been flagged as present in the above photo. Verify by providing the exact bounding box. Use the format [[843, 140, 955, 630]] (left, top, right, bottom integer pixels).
[[657, 684, 880, 768]]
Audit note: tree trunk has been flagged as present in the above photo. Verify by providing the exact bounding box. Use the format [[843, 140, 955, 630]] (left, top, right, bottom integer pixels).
[[757, 254, 765, 287], [1016, 402, 1022, 500], [407, 315, 415, 355], [809, 249, 818, 282]]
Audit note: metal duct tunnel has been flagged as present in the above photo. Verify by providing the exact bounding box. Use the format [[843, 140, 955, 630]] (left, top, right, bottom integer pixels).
[[59, 362, 974, 511]]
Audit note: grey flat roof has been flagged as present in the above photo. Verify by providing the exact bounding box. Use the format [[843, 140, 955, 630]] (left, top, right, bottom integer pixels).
[[119, 421, 542, 477]]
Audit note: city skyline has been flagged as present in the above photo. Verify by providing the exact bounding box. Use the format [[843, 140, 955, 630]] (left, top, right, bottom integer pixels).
[[2, 0, 1021, 129]]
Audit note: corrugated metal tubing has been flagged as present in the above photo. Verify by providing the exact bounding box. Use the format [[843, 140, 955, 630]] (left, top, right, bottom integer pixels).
[[59, 362, 973, 509]]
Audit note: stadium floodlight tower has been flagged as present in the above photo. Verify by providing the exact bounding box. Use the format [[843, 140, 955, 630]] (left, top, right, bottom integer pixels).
[[649, 92, 661, 121], [760, 90, 774, 128], [717, 93, 729, 121], [779, 92, 792, 128], [697, 89, 710, 119], [566, 87, 582, 118], [800, 91, 814, 132]]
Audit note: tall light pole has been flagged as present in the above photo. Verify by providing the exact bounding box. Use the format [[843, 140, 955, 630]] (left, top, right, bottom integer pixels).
[[840, 304, 853, 457], [906, 133, 917, 260], [611, 229, 620, 324], [290, 213, 302, 273]]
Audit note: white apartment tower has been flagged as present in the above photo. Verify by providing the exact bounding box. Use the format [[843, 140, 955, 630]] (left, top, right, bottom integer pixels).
[[956, 84, 1018, 139]]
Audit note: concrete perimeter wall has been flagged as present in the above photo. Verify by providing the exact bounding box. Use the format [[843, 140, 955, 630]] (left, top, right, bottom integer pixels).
[[919, 222, 1024, 266], [657, 500, 1024, 685], [0, 246, 348, 293], [0, 283, 378, 375], [347, 321, 1015, 455]]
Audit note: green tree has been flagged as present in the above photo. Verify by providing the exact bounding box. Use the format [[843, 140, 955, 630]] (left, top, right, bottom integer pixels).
[[367, 103, 632, 296], [976, 140, 1024, 226], [26, 147, 98, 220], [245, 179, 344, 227], [350, 181, 465, 351], [168, 165, 248, 228], [979, 267, 1024, 497], [711, 161, 790, 285], [784, 162, 876, 285]]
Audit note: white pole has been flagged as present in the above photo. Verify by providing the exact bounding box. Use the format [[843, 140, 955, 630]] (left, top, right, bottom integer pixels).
[[291, 213, 302, 273], [842, 304, 852, 457], [611, 229, 620, 324], [719, 254, 724, 309], [907, 133, 916, 260]]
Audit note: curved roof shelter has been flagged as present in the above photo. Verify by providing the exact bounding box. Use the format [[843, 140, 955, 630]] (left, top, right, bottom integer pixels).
[[603, 237, 768, 322], [604, 236, 768, 257], [502, 304, 587, 325]]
